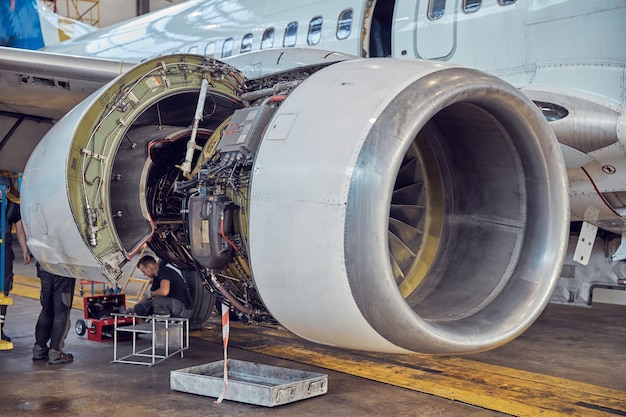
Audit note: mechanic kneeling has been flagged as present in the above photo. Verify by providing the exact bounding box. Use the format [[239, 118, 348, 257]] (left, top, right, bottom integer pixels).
[[132, 255, 192, 318]]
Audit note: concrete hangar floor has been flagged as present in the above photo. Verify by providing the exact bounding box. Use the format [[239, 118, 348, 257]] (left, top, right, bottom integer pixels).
[[1, 247, 625, 417]]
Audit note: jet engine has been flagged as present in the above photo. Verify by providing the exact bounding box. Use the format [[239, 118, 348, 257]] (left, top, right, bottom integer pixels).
[[21, 53, 569, 354]]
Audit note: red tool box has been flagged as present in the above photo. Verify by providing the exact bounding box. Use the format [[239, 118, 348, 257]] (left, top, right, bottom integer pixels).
[[75, 294, 134, 342]]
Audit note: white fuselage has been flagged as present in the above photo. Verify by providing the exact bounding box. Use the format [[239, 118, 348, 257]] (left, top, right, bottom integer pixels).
[[44, 0, 624, 101], [43, 0, 626, 233]]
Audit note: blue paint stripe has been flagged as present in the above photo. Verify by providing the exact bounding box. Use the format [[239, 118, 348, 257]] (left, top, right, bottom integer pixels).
[[0, 0, 44, 50]]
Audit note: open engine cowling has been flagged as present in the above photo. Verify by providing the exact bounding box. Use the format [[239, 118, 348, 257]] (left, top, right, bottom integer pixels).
[[21, 53, 569, 354]]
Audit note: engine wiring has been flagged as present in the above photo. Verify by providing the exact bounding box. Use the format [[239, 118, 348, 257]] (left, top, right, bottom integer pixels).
[[135, 64, 318, 325]]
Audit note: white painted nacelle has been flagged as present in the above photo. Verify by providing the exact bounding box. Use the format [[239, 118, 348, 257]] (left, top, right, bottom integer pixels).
[[21, 52, 569, 354]]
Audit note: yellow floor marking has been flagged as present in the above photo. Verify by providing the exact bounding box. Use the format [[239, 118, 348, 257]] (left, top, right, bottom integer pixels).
[[13, 275, 626, 416], [12, 275, 85, 310], [192, 323, 626, 417]]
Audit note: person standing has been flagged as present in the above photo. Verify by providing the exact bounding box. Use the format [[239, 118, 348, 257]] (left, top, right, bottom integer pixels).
[[132, 255, 192, 318], [32, 263, 75, 364], [0, 175, 31, 342]]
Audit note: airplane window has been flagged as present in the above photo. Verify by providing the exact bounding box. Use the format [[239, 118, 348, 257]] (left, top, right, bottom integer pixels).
[[241, 33, 253, 53], [463, 0, 481, 13], [428, 0, 445, 20], [533, 101, 569, 122], [498, 0, 516, 4], [204, 42, 215, 57], [284, 21, 298, 47], [308, 16, 323, 45], [261, 28, 275, 49], [222, 38, 234, 58], [188, 45, 198, 54], [337, 9, 353, 40]]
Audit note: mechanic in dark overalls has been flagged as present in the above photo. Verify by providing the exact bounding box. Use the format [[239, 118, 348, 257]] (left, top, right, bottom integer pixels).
[[0, 175, 31, 342]]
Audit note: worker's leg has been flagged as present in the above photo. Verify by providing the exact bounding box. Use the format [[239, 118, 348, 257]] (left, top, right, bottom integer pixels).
[[152, 297, 188, 317], [48, 275, 75, 353], [152, 296, 176, 316], [1, 248, 14, 341], [33, 268, 54, 359], [169, 298, 188, 317], [132, 299, 154, 316]]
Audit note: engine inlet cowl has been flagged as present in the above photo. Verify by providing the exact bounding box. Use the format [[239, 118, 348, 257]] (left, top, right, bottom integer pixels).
[[248, 58, 569, 354]]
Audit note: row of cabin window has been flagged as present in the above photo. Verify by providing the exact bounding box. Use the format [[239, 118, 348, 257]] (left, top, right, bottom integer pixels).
[[191, 0, 517, 58], [204, 9, 354, 58], [430, 0, 517, 20]]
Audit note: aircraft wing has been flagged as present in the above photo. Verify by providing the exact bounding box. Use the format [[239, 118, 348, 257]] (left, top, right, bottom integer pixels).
[[0, 47, 135, 172], [0, 46, 357, 173]]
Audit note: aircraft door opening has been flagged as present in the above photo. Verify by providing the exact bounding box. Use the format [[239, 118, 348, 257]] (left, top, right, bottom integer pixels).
[[367, 0, 395, 57]]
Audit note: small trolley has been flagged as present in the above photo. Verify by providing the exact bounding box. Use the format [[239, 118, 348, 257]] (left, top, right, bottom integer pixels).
[[76, 294, 134, 342]]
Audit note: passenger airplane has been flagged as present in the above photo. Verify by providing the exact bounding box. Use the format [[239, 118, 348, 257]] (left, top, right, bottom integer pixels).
[[0, 0, 624, 355]]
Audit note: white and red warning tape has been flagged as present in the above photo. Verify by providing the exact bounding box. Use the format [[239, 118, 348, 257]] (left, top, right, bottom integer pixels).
[[214, 303, 230, 404]]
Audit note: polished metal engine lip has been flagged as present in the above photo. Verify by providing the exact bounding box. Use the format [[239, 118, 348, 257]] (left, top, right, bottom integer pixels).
[[344, 67, 570, 354]]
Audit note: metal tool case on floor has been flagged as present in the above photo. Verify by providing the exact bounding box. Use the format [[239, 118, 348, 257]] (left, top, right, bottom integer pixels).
[[170, 360, 328, 406]]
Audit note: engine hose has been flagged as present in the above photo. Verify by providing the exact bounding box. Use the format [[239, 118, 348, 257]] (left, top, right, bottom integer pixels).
[[220, 212, 239, 252], [210, 273, 262, 316]]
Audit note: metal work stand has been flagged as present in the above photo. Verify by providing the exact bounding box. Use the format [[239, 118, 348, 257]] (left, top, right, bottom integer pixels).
[[112, 313, 189, 366]]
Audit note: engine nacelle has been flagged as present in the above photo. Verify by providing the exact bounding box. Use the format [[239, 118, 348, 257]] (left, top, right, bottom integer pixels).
[[21, 53, 569, 354]]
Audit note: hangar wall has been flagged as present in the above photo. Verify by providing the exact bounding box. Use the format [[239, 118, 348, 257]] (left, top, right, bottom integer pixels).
[[52, 0, 187, 28]]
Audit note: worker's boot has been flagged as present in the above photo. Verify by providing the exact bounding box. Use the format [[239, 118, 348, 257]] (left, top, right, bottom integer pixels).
[[48, 350, 73, 365], [32, 343, 49, 360]]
